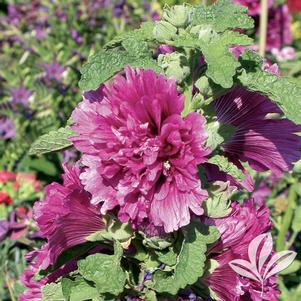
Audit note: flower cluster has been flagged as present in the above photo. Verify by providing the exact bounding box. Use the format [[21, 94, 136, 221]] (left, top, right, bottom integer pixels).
[[21, 65, 301, 300], [17, 1, 301, 300]]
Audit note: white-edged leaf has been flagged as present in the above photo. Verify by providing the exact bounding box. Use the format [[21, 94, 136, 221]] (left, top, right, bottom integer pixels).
[[263, 251, 297, 280], [229, 259, 261, 282]]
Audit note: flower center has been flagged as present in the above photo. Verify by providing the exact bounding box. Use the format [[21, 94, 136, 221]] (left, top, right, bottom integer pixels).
[[163, 160, 171, 171]]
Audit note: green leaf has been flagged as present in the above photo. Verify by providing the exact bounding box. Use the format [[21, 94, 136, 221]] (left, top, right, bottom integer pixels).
[[192, 0, 254, 32], [29, 126, 74, 156], [155, 247, 178, 266], [86, 215, 133, 243], [200, 31, 253, 88], [79, 47, 161, 91], [238, 51, 301, 124], [78, 242, 126, 296], [172, 30, 252, 88], [208, 154, 245, 182], [158, 52, 190, 83], [292, 206, 301, 233], [205, 121, 235, 150], [19, 157, 58, 176], [62, 277, 100, 301], [279, 260, 301, 275], [41, 283, 65, 301], [204, 181, 235, 218], [152, 222, 220, 295], [104, 22, 155, 48]]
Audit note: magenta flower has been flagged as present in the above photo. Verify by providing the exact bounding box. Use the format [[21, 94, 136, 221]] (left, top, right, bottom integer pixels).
[[271, 46, 296, 62], [262, 4, 292, 51], [34, 163, 105, 265], [233, 0, 273, 16], [71, 67, 210, 233], [212, 87, 301, 182], [204, 200, 279, 301]]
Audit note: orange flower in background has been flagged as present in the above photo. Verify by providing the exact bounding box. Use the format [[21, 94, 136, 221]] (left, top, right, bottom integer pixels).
[[288, 0, 301, 13], [0, 191, 13, 205]]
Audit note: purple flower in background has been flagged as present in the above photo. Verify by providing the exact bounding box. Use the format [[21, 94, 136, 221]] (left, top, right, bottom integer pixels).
[[233, 0, 273, 16], [34, 26, 47, 41], [113, 0, 125, 18], [42, 62, 65, 82], [0, 220, 9, 241], [10, 85, 32, 107], [263, 4, 293, 51], [7, 4, 22, 24], [71, 28, 83, 44], [71, 67, 210, 233], [0, 117, 16, 140]]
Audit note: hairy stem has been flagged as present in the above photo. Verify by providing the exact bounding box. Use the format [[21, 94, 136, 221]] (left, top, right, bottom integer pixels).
[[276, 185, 297, 251], [259, 0, 269, 57]]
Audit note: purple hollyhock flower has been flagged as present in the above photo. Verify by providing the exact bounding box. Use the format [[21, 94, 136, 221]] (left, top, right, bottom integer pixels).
[[71, 67, 210, 233], [10, 85, 32, 107], [33, 163, 105, 265], [42, 62, 65, 82], [0, 117, 16, 140], [209, 87, 301, 189], [203, 200, 279, 301], [263, 4, 293, 51], [233, 0, 273, 16]]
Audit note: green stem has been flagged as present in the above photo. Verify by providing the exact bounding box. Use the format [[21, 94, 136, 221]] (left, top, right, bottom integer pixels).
[[259, 0, 269, 57], [286, 231, 298, 250], [276, 185, 297, 251]]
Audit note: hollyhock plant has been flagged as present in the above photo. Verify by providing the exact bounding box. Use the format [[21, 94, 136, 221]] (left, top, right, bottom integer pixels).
[[20, 1, 301, 300], [34, 163, 105, 265], [71, 67, 210, 233]]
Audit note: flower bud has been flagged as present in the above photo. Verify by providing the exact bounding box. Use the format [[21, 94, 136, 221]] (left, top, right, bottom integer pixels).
[[163, 4, 192, 28], [158, 52, 190, 83], [153, 21, 177, 43]]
